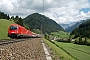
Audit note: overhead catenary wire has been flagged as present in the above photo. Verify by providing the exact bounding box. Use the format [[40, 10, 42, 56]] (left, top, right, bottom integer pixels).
[[0, 4, 9, 14], [17, 0, 25, 12]]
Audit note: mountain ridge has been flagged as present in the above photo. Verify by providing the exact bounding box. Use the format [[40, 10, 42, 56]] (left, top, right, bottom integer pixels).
[[60, 22, 77, 30], [71, 19, 90, 38], [60, 20, 89, 32], [23, 13, 64, 34]]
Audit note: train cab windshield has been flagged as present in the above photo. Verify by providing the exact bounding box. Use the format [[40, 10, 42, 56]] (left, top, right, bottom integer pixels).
[[10, 26, 18, 30]]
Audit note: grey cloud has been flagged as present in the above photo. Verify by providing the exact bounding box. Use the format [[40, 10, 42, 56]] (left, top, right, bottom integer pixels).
[[0, 0, 90, 24]]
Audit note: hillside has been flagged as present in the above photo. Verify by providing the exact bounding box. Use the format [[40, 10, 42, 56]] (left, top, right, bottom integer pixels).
[[71, 19, 90, 38], [0, 19, 15, 39], [65, 20, 89, 32], [23, 13, 64, 34], [51, 31, 70, 39]]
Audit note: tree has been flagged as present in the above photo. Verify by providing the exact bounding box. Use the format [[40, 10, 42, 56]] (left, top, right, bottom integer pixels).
[[11, 16, 14, 20], [68, 35, 72, 43], [84, 37, 88, 45], [74, 40, 78, 44], [44, 33, 49, 40], [4, 14, 7, 19], [18, 17, 23, 26], [1, 12, 4, 19], [14, 15, 19, 23], [79, 36, 82, 45], [0, 11, 10, 20], [7, 15, 10, 20], [24, 24, 30, 30]]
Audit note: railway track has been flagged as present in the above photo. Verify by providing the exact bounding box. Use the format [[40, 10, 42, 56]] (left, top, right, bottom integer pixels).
[[0, 38, 47, 60], [0, 38, 32, 46]]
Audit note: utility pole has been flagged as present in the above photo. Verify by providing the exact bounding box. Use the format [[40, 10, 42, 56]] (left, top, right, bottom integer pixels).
[[41, 25, 42, 37], [41, 0, 44, 38], [43, 0, 44, 14]]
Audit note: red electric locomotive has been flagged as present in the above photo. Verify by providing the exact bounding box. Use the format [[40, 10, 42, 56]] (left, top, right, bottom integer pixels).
[[8, 24, 32, 38]]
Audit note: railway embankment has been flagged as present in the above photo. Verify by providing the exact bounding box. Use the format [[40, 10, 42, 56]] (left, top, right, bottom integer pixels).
[[0, 38, 47, 60]]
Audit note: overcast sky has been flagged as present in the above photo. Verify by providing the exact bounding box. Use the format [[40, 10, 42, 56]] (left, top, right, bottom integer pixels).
[[0, 0, 90, 24]]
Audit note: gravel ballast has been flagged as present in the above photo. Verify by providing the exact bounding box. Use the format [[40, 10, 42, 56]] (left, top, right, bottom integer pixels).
[[0, 38, 47, 60]]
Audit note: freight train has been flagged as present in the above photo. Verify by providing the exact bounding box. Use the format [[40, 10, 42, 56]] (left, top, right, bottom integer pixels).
[[8, 24, 40, 38]]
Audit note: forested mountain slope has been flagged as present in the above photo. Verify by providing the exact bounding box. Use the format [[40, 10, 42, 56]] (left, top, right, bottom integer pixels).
[[23, 13, 64, 34], [71, 19, 90, 38], [65, 20, 89, 32]]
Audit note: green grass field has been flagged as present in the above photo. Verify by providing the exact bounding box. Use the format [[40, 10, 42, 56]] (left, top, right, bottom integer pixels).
[[43, 38, 75, 60], [51, 31, 70, 39], [55, 41, 90, 60], [0, 19, 15, 39]]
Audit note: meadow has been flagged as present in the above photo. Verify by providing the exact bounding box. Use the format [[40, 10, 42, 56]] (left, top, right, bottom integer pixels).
[[55, 41, 90, 60], [0, 19, 15, 39], [51, 31, 70, 39], [43, 38, 75, 60]]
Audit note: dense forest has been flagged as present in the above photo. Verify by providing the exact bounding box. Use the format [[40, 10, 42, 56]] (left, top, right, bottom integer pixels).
[[71, 19, 90, 38], [0, 11, 23, 26], [11, 15, 23, 26], [70, 19, 90, 46], [0, 11, 10, 20], [23, 13, 64, 34]]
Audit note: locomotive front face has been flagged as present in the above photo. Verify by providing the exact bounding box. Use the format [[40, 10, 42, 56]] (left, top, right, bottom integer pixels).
[[8, 25, 19, 38], [9, 26, 18, 33]]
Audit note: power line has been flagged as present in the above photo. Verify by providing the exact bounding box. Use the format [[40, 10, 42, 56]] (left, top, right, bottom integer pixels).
[[17, 0, 26, 13], [0, 5, 9, 14], [18, 0, 23, 9]]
